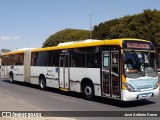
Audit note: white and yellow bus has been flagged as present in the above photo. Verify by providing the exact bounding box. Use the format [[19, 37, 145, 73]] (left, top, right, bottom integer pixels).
[[0, 38, 159, 101]]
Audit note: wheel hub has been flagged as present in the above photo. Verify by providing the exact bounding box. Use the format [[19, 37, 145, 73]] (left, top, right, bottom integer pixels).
[[85, 86, 92, 95]]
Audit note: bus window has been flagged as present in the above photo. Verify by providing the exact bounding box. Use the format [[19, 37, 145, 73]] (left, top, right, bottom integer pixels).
[[71, 48, 85, 67], [103, 53, 109, 68], [32, 52, 48, 66]]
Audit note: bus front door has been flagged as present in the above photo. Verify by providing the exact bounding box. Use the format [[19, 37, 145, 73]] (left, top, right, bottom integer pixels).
[[59, 54, 69, 90], [102, 51, 120, 99]]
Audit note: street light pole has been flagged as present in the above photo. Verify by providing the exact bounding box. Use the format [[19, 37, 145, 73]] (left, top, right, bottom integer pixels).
[[89, 15, 92, 40]]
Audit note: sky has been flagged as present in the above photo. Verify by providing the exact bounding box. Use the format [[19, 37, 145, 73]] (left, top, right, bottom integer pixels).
[[0, 0, 160, 51]]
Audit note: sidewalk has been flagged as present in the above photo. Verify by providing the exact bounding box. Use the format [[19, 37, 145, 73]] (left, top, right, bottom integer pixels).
[[0, 92, 77, 120]]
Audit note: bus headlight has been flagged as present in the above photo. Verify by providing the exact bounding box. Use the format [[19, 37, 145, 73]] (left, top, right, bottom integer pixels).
[[123, 82, 135, 92], [153, 82, 159, 89]]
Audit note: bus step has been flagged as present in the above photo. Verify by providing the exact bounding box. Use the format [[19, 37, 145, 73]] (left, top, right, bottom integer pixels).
[[60, 88, 69, 91]]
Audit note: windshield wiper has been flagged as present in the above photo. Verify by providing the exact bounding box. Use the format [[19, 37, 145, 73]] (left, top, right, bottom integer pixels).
[[131, 50, 142, 65], [147, 50, 151, 61]]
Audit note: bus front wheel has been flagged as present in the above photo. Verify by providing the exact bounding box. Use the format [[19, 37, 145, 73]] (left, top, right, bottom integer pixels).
[[82, 83, 94, 100], [39, 77, 46, 90]]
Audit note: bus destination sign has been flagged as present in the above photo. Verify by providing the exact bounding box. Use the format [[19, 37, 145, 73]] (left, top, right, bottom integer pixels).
[[126, 43, 150, 49], [123, 40, 154, 50]]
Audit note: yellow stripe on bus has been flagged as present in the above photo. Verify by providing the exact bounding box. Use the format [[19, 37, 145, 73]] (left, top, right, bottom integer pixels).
[[60, 88, 69, 91]]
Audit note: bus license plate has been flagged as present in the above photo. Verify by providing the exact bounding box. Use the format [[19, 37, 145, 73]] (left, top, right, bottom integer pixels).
[[138, 93, 152, 99]]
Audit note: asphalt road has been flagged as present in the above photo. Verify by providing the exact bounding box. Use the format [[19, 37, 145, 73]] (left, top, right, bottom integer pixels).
[[0, 76, 160, 120]]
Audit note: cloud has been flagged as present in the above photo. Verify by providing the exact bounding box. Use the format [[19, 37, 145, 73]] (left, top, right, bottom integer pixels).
[[0, 35, 22, 41]]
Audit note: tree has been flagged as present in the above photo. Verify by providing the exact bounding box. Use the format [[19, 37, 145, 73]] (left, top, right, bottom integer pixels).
[[92, 9, 160, 51], [43, 29, 90, 47], [0, 49, 11, 53], [93, 19, 119, 39]]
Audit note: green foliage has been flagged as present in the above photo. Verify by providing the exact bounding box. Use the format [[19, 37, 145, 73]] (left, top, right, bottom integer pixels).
[[93, 9, 160, 51], [0, 49, 11, 53], [43, 29, 90, 47], [42, 9, 160, 52]]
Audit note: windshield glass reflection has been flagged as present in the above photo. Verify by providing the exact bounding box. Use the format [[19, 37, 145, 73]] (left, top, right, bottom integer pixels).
[[124, 51, 157, 78]]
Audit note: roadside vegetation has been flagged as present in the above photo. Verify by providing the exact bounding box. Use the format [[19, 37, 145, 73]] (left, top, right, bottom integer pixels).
[[43, 10, 160, 52]]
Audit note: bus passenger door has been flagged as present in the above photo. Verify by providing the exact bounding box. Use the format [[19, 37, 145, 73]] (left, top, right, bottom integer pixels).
[[102, 51, 120, 98], [1, 66, 5, 78], [111, 51, 120, 98], [1, 66, 8, 79], [102, 52, 110, 97], [59, 54, 70, 89]]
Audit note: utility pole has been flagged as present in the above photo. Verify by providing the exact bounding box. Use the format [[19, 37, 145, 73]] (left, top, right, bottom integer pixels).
[[89, 15, 92, 40]]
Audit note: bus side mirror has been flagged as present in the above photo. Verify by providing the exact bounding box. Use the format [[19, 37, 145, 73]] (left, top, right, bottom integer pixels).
[[122, 54, 126, 62]]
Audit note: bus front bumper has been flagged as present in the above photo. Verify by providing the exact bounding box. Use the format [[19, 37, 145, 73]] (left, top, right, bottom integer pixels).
[[121, 87, 159, 101]]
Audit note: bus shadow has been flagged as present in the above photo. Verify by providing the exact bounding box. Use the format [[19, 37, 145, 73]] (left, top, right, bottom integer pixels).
[[1, 79, 39, 89], [47, 89, 156, 108], [54, 91, 156, 108], [1, 79, 83, 99], [93, 97, 155, 108], [1, 79, 156, 108]]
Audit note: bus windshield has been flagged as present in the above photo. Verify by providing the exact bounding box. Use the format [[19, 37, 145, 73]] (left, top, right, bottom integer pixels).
[[124, 51, 157, 78]]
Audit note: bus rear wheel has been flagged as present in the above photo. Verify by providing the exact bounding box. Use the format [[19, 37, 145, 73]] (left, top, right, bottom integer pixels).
[[82, 83, 94, 100], [39, 77, 46, 90]]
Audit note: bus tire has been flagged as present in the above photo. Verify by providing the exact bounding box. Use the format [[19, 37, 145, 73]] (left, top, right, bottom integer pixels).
[[9, 73, 14, 83], [39, 76, 46, 90], [82, 82, 95, 100]]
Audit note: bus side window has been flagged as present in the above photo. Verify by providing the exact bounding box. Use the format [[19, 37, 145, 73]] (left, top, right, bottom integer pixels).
[[71, 48, 85, 67], [52, 53, 59, 66]]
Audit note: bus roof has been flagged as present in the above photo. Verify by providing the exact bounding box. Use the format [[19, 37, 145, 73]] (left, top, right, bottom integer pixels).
[[32, 38, 151, 52], [2, 38, 151, 55], [2, 48, 36, 56]]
